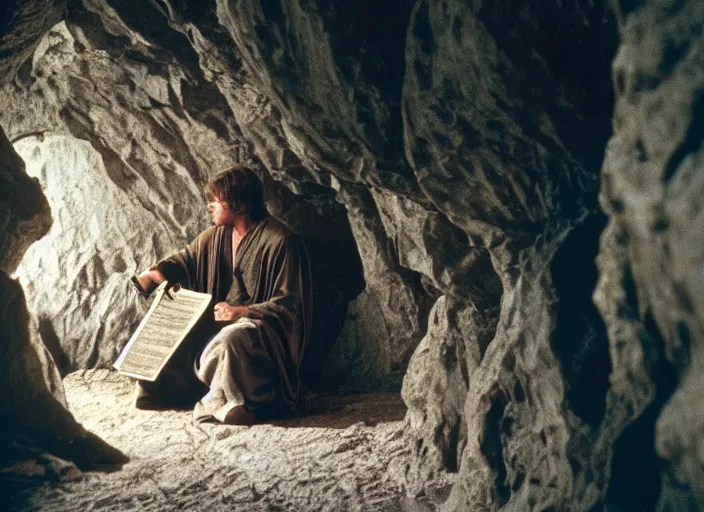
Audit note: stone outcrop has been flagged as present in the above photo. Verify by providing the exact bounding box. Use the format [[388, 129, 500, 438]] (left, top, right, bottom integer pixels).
[[599, 0, 704, 508], [0, 122, 52, 273], [0, 0, 65, 86], [0, 0, 702, 510], [400, 1, 615, 508], [0, 124, 127, 490]]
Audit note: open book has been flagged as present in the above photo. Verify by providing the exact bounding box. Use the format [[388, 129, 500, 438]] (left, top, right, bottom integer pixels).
[[114, 282, 212, 381]]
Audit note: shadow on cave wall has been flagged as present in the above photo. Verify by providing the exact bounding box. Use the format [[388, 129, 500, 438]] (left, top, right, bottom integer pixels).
[[38, 317, 70, 378], [481, 389, 511, 507], [300, 211, 366, 389], [550, 213, 612, 427], [604, 274, 680, 511]]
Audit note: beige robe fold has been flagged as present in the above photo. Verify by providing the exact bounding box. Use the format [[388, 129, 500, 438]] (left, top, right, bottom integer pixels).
[[153, 216, 312, 421]]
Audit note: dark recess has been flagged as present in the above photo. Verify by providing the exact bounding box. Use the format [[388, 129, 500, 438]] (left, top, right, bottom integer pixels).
[[38, 317, 70, 377], [88, 0, 203, 78], [481, 391, 511, 507], [262, 178, 366, 390], [317, 0, 417, 176], [605, 313, 679, 511], [550, 213, 611, 427]]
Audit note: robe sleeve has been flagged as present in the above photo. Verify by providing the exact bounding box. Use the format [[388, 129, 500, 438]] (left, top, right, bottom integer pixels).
[[151, 230, 207, 289], [246, 235, 312, 367]]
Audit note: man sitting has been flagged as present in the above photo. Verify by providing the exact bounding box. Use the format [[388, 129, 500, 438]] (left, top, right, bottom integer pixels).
[[134, 165, 312, 425]]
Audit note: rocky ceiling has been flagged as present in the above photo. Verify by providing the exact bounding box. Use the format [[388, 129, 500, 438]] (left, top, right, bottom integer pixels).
[[1, 0, 703, 510]]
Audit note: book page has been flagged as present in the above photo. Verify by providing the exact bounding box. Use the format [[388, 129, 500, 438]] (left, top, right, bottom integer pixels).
[[114, 282, 212, 381]]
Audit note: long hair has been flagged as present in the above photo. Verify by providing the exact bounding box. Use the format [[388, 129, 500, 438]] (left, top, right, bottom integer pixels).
[[204, 165, 266, 221]]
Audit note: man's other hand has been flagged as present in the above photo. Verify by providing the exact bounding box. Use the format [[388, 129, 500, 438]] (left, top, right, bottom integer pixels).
[[213, 302, 248, 322]]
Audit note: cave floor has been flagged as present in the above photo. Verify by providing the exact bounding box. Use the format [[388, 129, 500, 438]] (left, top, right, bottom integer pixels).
[[7, 370, 452, 511]]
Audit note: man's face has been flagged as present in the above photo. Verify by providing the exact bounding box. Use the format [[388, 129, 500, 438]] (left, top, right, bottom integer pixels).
[[207, 199, 233, 226]]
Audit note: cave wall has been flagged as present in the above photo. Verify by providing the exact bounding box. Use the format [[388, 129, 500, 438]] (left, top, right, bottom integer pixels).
[[400, 1, 616, 508], [0, 124, 126, 488], [599, 0, 704, 508], [4, 19, 244, 371], [1, 19, 370, 387], [0, 0, 702, 510]]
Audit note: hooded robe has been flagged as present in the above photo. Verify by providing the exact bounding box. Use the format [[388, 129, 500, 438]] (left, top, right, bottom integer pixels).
[[151, 216, 312, 422]]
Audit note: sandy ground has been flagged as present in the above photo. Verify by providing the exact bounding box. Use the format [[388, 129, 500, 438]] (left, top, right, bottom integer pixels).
[[4, 370, 453, 511]]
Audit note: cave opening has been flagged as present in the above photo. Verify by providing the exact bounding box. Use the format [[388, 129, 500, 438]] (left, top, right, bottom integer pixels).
[[1, 1, 453, 504], [4, 131, 439, 509], [10, 126, 423, 396]]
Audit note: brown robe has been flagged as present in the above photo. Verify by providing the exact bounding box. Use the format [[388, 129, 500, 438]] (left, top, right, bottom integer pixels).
[[153, 216, 312, 421]]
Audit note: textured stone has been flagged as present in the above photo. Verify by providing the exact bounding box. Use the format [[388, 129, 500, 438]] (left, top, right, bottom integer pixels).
[[0, 122, 66, 414], [0, 122, 58, 401], [14, 132, 161, 372], [0, 271, 126, 474], [402, 0, 615, 243], [0, 0, 65, 87], [402, 295, 499, 491], [0, 0, 702, 510], [600, 0, 704, 507], [6, 370, 454, 511], [3, 21, 363, 384], [317, 181, 433, 392], [589, 219, 673, 510], [370, 187, 500, 303], [0, 124, 52, 274], [399, 1, 619, 509], [214, 0, 422, 198], [0, 124, 127, 492]]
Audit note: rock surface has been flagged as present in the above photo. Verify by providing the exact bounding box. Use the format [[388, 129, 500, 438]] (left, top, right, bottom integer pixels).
[[0, 0, 65, 86], [0, 0, 702, 510], [0, 124, 127, 493], [0, 122, 52, 274], [5, 369, 453, 511], [600, 0, 704, 508], [0, 19, 382, 389]]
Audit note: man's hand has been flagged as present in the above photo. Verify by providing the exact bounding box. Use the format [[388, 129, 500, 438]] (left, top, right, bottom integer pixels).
[[136, 269, 166, 295], [213, 302, 248, 322], [131, 269, 166, 298]]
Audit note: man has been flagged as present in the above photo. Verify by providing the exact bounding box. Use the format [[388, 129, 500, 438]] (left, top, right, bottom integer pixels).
[[134, 165, 312, 425]]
